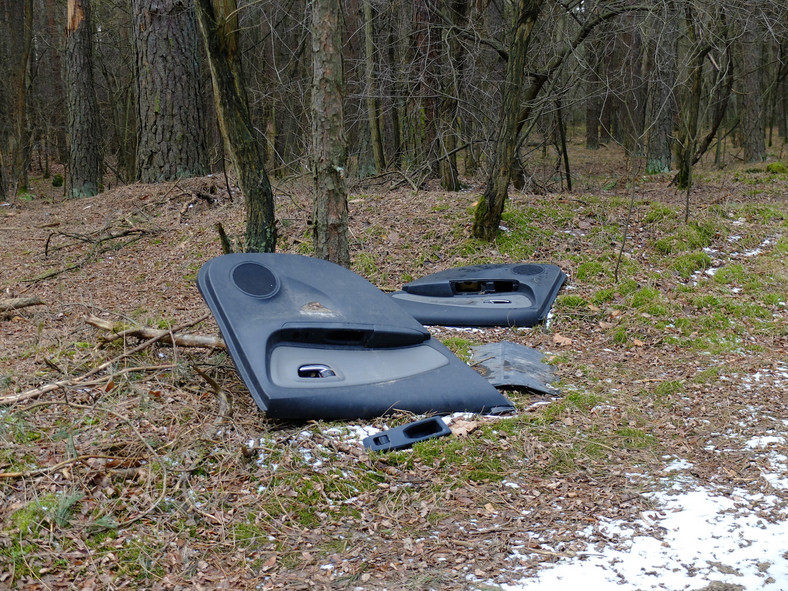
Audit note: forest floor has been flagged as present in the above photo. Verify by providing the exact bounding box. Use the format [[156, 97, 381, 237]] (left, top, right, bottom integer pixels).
[[1, 144, 787, 590]]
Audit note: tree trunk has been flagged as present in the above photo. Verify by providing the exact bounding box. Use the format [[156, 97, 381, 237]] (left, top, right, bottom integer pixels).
[[363, 0, 385, 173], [386, 2, 404, 170], [585, 29, 603, 150], [195, 0, 276, 253], [472, 0, 543, 241], [132, 0, 207, 181], [412, 0, 441, 174], [1, 0, 33, 199], [439, 0, 466, 192], [66, 0, 101, 198], [311, 0, 349, 267], [473, 2, 643, 240], [736, 8, 766, 162], [44, 0, 68, 169], [675, 8, 707, 191], [645, 3, 678, 174]]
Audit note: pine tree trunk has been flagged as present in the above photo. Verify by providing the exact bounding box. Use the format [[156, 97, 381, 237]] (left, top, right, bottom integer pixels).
[[1, 0, 33, 199], [132, 0, 207, 182], [66, 0, 101, 198], [311, 0, 349, 267], [363, 0, 385, 173], [195, 0, 276, 253]]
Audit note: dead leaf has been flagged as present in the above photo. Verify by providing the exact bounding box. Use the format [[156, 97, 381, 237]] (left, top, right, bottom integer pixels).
[[599, 321, 615, 329], [449, 419, 478, 437], [632, 339, 645, 347], [552, 333, 572, 346], [262, 555, 277, 571]]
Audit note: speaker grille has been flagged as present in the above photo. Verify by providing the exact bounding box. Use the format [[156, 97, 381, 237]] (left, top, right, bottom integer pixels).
[[232, 262, 279, 298], [512, 264, 543, 276]]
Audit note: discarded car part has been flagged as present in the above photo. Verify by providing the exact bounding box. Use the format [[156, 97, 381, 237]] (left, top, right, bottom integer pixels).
[[363, 416, 451, 451], [470, 341, 560, 395], [197, 253, 515, 419], [391, 263, 566, 327]]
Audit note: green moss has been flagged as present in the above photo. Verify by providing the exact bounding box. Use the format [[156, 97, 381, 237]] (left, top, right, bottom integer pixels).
[[672, 252, 711, 279], [654, 221, 717, 254], [556, 294, 588, 309], [576, 261, 606, 282], [10, 494, 57, 535], [765, 162, 787, 174], [611, 326, 628, 344], [592, 287, 616, 305], [693, 367, 722, 383], [692, 294, 722, 309], [353, 252, 379, 278], [117, 535, 166, 581], [440, 336, 477, 363], [617, 279, 639, 296], [643, 203, 678, 223], [631, 287, 661, 309], [413, 435, 506, 482], [712, 264, 745, 285]]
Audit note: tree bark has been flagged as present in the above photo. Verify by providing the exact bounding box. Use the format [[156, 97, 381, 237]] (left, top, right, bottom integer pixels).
[[66, 0, 101, 198], [439, 0, 466, 192], [132, 0, 207, 182], [736, 7, 766, 162], [675, 6, 708, 191], [645, 3, 678, 174], [363, 0, 385, 173], [1, 0, 33, 199], [412, 0, 441, 175], [311, 0, 349, 267], [195, 0, 277, 253], [585, 29, 604, 150], [472, 0, 543, 241]]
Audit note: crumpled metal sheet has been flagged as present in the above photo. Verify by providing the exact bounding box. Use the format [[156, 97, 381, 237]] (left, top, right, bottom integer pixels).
[[470, 341, 559, 395]]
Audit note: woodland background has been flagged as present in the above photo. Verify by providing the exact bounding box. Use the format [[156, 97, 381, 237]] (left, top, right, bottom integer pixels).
[[1, 0, 787, 229]]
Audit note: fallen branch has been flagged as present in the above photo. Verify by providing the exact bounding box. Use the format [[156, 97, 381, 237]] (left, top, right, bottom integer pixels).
[[0, 296, 44, 313], [85, 315, 225, 350], [0, 313, 213, 406]]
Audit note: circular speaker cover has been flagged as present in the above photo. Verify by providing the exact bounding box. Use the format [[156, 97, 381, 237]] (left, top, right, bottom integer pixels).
[[232, 262, 280, 298], [512, 264, 543, 276]]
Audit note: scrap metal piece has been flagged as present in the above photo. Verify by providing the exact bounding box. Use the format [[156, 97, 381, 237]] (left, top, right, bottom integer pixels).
[[470, 341, 560, 395]]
